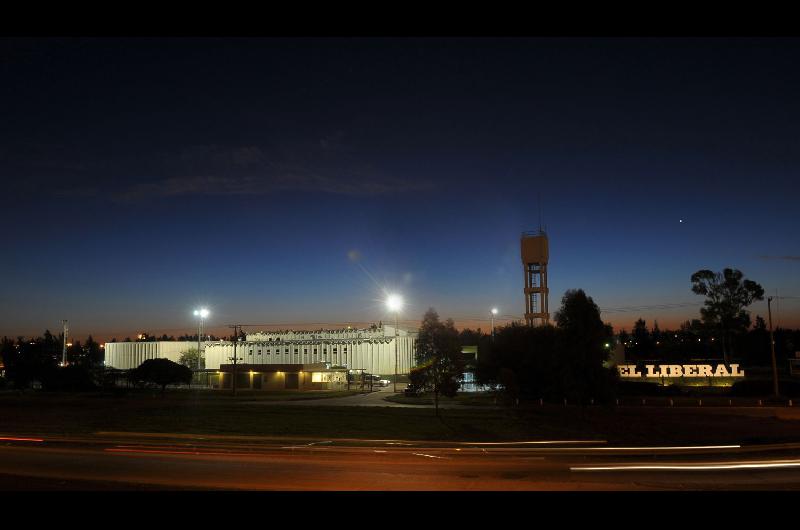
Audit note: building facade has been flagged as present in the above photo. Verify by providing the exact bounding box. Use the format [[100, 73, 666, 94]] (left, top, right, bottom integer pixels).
[[103, 325, 417, 377], [214, 363, 348, 391], [103, 340, 195, 370]]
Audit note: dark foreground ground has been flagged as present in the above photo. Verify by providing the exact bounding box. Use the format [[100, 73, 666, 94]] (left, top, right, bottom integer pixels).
[[2, 390, 800, 444], [1, 391, 800, 491]]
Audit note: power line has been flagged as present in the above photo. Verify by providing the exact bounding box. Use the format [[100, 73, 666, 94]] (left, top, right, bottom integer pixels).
[[599, 302, 703, 314]]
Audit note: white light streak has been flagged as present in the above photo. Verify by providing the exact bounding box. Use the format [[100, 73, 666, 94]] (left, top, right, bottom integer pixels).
[[572, 459, 800, 472]]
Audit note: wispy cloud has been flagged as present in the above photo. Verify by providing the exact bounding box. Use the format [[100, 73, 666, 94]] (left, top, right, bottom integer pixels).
[[759, 255, 800, 261], [119, 171, 434, 200], [117, 142, 435, 200]]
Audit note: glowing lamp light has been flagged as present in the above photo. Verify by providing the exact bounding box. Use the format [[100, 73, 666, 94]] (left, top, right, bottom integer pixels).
[[194, 308, 210, 318], [386, 294, 404, 313], [491, 308, 498, 315]]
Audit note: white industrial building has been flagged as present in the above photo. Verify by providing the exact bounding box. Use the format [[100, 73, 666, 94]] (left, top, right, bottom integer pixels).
[[103, 325, 417, 376]]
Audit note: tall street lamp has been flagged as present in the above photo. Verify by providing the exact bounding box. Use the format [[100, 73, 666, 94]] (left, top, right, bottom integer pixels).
[[193, 308, 209, 371], [491, 308, 498, 340], [768, 297, 780, 398], [386, 294, 403, 393]]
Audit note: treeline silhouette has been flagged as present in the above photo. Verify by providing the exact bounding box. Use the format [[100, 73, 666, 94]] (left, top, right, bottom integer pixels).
[[466, 289, 618, 405], [1, 331, 103, 391], [617, 317, 800, 366], [106, 333, 223, 342]]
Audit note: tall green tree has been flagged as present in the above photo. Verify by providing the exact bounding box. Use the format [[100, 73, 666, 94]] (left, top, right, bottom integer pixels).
[[554, 289, 616, 404], [476, 289, 616, 404], [691, 268, 764, 363], [178, 348, 204, 370], [413, 308, 465, 416]]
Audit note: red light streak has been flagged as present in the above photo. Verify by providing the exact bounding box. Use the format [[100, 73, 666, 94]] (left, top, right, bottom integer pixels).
[[0, 436, 44, 442]]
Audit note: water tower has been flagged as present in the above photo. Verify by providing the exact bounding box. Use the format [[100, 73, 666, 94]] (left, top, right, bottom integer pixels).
[[521, 229, 549, 326]]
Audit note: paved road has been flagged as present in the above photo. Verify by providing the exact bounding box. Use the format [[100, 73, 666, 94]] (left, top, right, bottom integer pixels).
[[2, 432, 800, 490]]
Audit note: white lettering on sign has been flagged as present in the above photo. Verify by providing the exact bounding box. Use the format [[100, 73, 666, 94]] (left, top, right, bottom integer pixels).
[[617, 364, 744, 379]]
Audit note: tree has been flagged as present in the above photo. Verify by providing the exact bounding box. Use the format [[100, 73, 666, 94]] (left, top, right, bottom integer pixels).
[[691, 268, 765, 363], [618, 329, 629, 347], [554, 289, 617, 404], [2, 333, 60, 390], [84, 335, 102, 367], [743, 315, 770, 366], [41, 364, 97, 392], [476, 289, 616, 405], [458, 328, 484, 347], [178, 348, 204, 370], [630, 319, 653, 359], [412, 308, 465, 416], [651, 320, 662, 345], [128, 358, 192, 394]]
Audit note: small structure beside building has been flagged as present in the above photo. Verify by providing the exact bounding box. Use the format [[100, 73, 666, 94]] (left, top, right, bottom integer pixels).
[[459, 345, 491, 392], [211, 363, 348, 391]]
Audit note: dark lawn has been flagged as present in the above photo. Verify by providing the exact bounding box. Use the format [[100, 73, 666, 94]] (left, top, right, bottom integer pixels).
[[1, 390, 800, 444]]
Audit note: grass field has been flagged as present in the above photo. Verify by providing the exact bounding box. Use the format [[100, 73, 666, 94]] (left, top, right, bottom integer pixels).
[[1, 390, 800, 444]]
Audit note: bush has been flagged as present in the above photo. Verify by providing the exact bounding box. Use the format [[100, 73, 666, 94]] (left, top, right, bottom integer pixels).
[[730, 379, 800, 398], [129, 358, 192, 393], [40, 365, 98, 392], [617, 381, 683, 396]]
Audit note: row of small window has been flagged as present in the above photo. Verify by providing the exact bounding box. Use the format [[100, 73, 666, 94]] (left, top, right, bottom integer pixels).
[[247, 347, 347, 355]]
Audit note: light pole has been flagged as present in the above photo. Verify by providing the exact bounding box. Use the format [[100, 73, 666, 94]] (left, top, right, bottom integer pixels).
[[193, 308, 209, 371], [228, 324, 243, 396], [61, 319, 68, 367], [386, 294, 403, 393], [491, 308, 498, 340], [768, 297, 780, 398]]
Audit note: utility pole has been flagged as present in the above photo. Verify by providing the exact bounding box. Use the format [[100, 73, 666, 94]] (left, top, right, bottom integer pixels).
[[768, 297, 780, 398], [394, 314, 399, 393], [61, 320, 68, 367], [228, 324, 244, 396]]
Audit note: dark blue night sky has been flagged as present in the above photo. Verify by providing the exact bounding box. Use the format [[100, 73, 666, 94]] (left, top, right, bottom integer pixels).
[[2, 38, 798, 340]]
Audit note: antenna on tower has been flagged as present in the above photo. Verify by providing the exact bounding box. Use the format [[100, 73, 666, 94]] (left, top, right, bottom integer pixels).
[[538, 193, 544, 234]]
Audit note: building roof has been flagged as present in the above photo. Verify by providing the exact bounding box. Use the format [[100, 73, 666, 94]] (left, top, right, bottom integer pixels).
[[217, 363, 345, 372]]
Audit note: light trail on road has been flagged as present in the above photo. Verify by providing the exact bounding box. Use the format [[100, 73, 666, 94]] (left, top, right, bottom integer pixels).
[[572, 459, 800, 472], [0, 436, 44, 443], [2, 437, 800, 490]]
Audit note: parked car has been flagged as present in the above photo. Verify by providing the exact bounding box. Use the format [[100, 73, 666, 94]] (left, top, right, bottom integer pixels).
[[404, 384, 420, 396], [378, 379, 390, 387]]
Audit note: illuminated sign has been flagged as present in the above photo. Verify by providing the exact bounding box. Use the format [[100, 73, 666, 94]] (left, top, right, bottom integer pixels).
[[617, 364, 745, 379]]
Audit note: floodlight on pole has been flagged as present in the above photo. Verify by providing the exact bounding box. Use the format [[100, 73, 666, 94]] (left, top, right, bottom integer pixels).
[[491, 308, 498, 340], [193, 308, 209, 371], [386, 294, 404, 313], [386, 294, 403, 393]]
